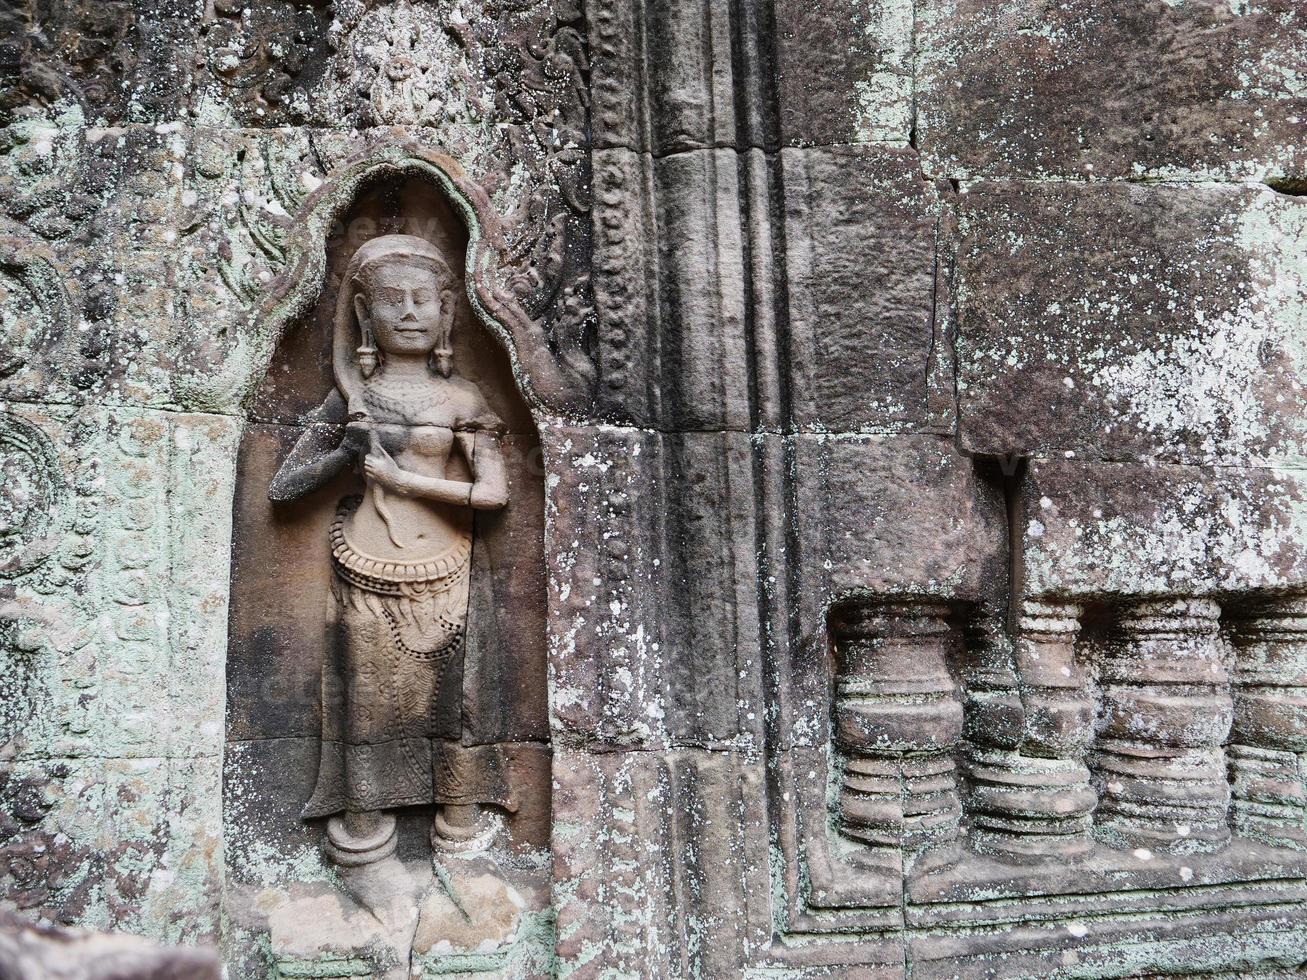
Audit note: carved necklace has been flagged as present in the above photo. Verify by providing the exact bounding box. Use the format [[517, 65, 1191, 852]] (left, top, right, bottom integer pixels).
[[362, 375, 451, 423]]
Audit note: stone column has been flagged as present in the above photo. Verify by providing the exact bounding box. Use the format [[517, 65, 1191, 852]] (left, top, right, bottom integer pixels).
[[967, 601, 1097, 859], [831, 599, 963, 854], [1093, 599, 1233, 851], [1227, 598, 1307, 850]]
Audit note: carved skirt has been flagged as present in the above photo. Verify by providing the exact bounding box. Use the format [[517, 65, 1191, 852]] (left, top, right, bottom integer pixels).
[[301, 499, 511, 819]]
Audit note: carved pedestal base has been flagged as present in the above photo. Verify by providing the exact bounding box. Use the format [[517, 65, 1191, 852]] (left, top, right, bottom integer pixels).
[[840, 756, 960, 851], [1229, 746, 1307, 848], [1228, 598, 1307, 850], [431, 804, 501, 855], [325, 811, 399, 867], [967, 748, 1096, 859], [965, 602, 1096, 860], [1093, 750, 1231, 850]]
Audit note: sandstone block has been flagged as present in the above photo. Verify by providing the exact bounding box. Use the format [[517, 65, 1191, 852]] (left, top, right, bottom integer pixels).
[[543, 425, 765, 748], [918, 0, 1307, 180], [1019, 458, 1307, 599], [955, 181, 1307, 464], [782, 146, 951, 433], [775, 0, 912, 146], [792, 433, 1007, 626]]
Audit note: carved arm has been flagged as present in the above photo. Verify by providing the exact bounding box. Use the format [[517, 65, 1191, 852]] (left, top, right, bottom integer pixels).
[[268, 421, 354, 503], [369, 430, 508, 510]]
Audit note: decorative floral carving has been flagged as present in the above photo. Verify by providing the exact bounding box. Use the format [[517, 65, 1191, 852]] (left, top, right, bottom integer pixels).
[[199, 0, 330, 120], [0, 1, 131, 123], [0, 0, 190, 124], [0, 412, 63, 579], [0, 249, 70, 382]]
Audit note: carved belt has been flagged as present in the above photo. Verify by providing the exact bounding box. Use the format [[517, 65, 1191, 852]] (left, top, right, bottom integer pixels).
[[329, 497, 471, 597]]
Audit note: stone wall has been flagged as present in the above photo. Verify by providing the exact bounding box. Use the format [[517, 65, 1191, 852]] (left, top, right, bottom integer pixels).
[[0, 0, 1304, 977]]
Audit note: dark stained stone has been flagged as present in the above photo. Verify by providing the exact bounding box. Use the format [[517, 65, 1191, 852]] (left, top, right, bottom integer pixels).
[[775, 0, 912, 147], [918, 0, 1307, 180]]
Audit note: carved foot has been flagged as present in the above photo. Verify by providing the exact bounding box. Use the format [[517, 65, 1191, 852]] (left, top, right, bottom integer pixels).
[[431, 804, 500, 855], [325, 810, 398, 867]]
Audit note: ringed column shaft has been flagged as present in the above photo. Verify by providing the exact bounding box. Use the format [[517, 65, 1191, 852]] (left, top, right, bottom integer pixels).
[[1227, 598, 1307, 849], [1093, 599, 1232, 851], [831, 599, 963, 854], [967, 601, 1097, 858]]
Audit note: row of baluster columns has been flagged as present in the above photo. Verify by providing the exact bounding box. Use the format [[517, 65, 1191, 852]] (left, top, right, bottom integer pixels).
[[830, 595, 1307, 859]]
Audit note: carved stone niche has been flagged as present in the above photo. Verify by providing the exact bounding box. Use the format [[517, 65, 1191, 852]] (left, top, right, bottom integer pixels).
[[224, 170, 550, 968]]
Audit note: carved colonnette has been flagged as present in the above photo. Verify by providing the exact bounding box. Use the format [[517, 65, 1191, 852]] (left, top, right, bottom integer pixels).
[[815, 588, 1307, 975], [830, 599, 963, 857], [965, 600, 1097, 859], [1093, 599, 1234, 851], [1228, 598, 1307, 850]]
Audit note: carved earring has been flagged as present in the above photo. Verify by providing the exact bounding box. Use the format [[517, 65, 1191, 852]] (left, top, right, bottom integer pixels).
[[430, 287, 454, 378], [354, 294, 379, 379], [357, 324, 379, 379]]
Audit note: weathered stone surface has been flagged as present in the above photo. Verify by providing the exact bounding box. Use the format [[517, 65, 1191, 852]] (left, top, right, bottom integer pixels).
[[551, 746, 771, 978], [918, 0, 1307, 181], [223, 738, 553, 977], [1019, 458, 1307, 600], [0, 404, 232, 941], [590, 148, 754, 429], [0, 114, 591, 413], [792, 433, 1006, 620], [0, 1, 198, 129], [544, 424, 765, 748], [410, 856, 531, 959], [0, 907, 220, 980], [782, 146, 952, 433], [775, 0, 912, 146], [955, 181, 1307, 464], [1, 753, 223, 945], [909, 901, 1307, 979], [0, 404, 237, 761]]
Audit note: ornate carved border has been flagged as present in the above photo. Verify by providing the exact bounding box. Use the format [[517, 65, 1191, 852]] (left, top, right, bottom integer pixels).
[[0, 411, 65, 578], [0, 239, 71, 381], [179, 139, 595, 417]]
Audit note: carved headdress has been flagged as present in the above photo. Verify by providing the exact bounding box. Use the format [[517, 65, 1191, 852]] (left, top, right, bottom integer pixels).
[[332, 234, 458, 412]]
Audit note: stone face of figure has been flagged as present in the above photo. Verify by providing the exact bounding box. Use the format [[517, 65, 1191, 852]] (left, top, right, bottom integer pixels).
[[268, 233, 514, 866], [354, 261, 447, 360]]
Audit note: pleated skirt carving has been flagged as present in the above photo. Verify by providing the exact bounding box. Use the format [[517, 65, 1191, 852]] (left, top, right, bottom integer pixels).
[[302, 500, 511, 819]]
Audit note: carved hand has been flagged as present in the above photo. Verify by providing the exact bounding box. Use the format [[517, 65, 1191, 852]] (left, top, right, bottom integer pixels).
[[363, 451, 405, 491], [342, 420, 372, 456]]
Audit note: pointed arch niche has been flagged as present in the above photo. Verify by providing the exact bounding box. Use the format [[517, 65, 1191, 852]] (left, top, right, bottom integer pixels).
[[222, 159, 552, 899]]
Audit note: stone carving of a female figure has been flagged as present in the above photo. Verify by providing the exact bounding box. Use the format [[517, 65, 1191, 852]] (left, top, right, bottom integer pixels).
[[269, 233, 513, 866]]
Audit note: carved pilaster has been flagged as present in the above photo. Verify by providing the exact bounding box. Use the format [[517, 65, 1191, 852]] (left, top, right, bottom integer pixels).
[[1227, 598, 1307, 850], [831, 600, 962, 853], [967, 601, 1096, 859], [1092, 599, 1232, 851]]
